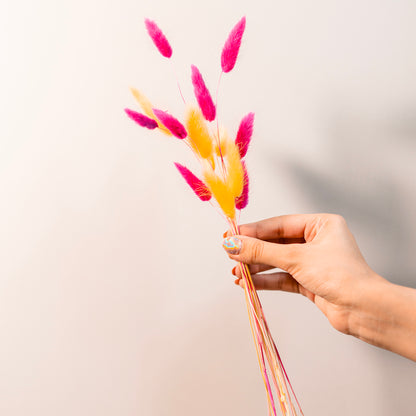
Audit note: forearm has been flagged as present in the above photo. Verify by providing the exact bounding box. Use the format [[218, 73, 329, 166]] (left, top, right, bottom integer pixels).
[[350, 277, 416, 361]]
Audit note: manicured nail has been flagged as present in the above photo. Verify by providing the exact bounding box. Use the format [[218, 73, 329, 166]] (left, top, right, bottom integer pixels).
[[231, 266, 237, 276], [223, 236, 242, 255], [223, 229, 231, 238]]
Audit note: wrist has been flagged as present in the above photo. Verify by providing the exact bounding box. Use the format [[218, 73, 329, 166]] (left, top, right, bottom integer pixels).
[[349, 275, 416, 361], [348, 274, 391, 341]]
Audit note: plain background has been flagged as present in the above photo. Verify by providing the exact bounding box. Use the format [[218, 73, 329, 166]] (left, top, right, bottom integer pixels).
[[1, 0, 416, 415]]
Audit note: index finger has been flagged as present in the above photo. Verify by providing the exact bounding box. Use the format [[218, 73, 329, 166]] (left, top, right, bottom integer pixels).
[[237, 214, 319, 241]]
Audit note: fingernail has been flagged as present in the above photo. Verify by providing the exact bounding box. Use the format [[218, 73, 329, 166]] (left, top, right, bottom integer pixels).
[[223, 236, 242, 255], [223, 231, 227, 238], [231, 266, 237, 276], [234, 278, 240, 285]]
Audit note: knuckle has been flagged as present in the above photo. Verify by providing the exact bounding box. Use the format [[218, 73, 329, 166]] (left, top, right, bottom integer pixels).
[[329, 214, 346, 225], [250, 240, 264, 263]]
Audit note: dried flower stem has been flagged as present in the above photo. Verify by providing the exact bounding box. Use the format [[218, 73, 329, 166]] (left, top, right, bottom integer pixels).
[[171, 62, 186, 105], [228, 219, 304, 416]]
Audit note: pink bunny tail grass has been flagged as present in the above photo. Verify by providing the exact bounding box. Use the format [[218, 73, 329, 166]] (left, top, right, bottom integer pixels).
[[235, 112, 255, 158], [221, 16, 246, 73], [124, 108, 158, 129], [144, 18, 173, 58], [152, 109, 187, 139], [235, 161, 249, 209], [191, 65, 216, 122], [174, 163, 212, 201]]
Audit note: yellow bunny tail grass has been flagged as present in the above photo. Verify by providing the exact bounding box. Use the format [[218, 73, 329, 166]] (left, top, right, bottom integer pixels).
[[225, 140, 244, 198], [203, 167, 235, 219], [185, 106, 213, 159], [130, 87, 155, 118], [130, 87, 171, 135], [215, 127, 230, 157]]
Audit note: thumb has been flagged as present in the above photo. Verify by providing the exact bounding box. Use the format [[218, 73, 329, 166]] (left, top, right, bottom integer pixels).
[[222, 235, 300, 271]]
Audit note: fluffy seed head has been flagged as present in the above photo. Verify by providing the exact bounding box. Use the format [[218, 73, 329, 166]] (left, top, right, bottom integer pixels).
[[130, 88, 172, 135], [221, 16, 246, 73], [235, 161, 249, 209], [225, 140, 244, 198], [152, 109, 187, 139], [174, 163, 212, 201], [124, 108, 158, 129], [203, 167, 235, 219], [144, 18, 172, 58], [235, 112, 255, 158], [191, 65, 216, 121], [185, 106, 213, 159], [214, 127, 230, 157]]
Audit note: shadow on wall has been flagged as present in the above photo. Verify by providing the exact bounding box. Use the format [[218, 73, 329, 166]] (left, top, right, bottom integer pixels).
[[268, 108, 416, 416], [270, 108, 416, 288]]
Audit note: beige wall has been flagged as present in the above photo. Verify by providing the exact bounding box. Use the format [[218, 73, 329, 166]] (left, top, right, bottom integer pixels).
[[0, 0, 415, 415]]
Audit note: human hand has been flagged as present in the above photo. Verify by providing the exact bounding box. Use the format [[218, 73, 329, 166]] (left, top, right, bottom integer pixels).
[[223, 214, 384, 336]]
